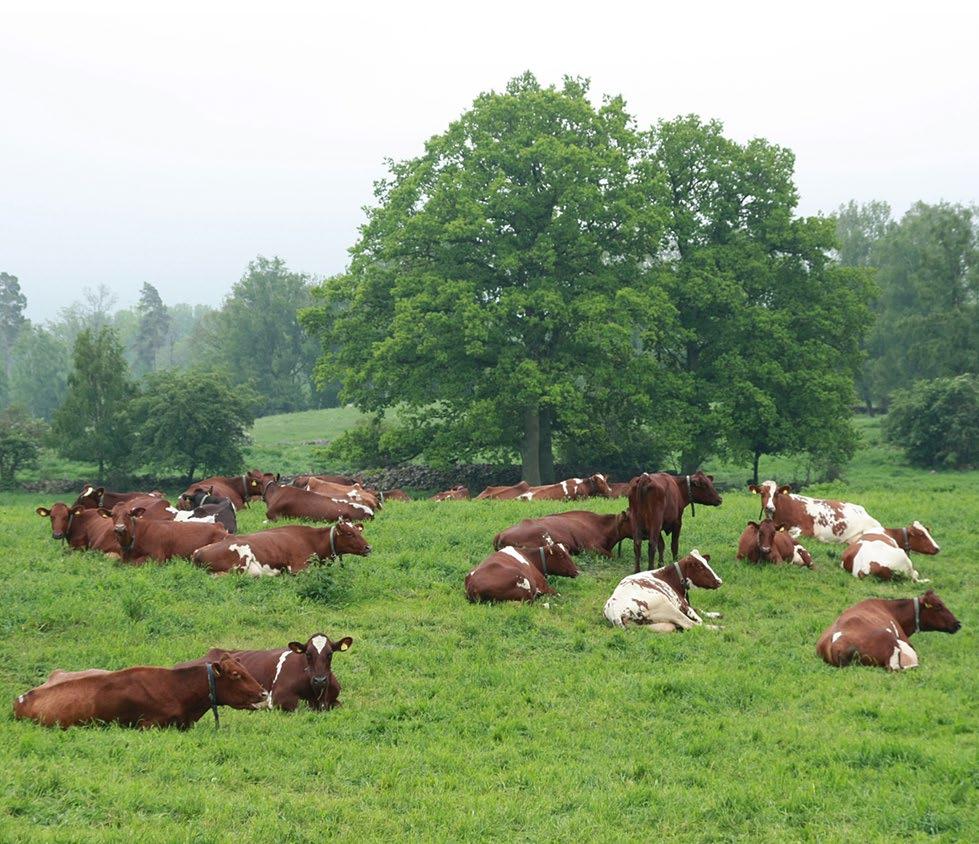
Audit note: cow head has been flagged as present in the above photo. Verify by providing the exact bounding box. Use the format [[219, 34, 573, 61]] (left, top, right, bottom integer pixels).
[[585, 474, 612, 497], [917, 590, 961, 633], [686, 471, 722, 506], [538, 534, 580, 577], [678, 549, 723, 589], [210, 654, 270, 709], [112, 506, 146, 550], [327, 519, 372, 557], [36, 502, 89, 540], [905, 521, 941, 555], [287, 634, 353, 690], [72, 485, 104, 509], [614, 510, 632, 541], [744, 518, 778, 558], [179, 486, 213, 510], [748, 480, 783, 517], [247, 470, 274, 497]]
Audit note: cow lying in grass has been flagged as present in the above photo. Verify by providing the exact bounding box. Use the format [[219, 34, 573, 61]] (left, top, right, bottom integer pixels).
[[493, 511, 631, 558], [432, 485, 469, 501], [73, 485, 165, 510], [840, 522, 939, 582], [816, 591, 960, 670], [748, 481, 887, 544], [736, 519, 813, 567], [177, 473, 265, 510], [465, 538, 579, 602], [603, 550, 723, 631], [192, 522, 371, 576], [183, 634, 354, 711], [13, 654, 269, 728], [263, 482, 374, 522], [112, 505, 228, 564], [36, 503, 122, 557]]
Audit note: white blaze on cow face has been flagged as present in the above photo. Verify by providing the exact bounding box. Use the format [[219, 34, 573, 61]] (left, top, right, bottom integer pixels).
[[229, 543, 280, 577], [912, 521, 940, 553], [499, 546, 531, 566], [758, 481, 778, 515], [690, 549, 723, 586], [832, 631, 843, 643], [311, 635, 328, 654]]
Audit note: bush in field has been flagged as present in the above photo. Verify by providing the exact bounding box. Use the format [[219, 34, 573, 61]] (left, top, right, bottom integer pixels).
[[0, 405, 47, 487], [884, 374, 979, 468], [129, 369, 257, 483]]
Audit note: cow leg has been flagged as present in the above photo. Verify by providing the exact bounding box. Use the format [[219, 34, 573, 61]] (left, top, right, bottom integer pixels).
[[867, 562, 894, 581], [670, 524, 680, 562], [633, 528, 643, 574]]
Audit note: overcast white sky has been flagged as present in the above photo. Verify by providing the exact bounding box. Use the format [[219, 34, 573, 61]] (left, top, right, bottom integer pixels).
[[2, 0, 977, 321]]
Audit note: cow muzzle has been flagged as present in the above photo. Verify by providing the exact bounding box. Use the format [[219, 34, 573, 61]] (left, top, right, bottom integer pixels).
[[52, 532, 65, 540], [311, 675, 329, 688], [759, 546, 771, 555]]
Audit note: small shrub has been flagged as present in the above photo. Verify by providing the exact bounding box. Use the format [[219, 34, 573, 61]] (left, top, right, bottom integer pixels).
[[883, 374, 979, 469], [297, 562, 350, 605]]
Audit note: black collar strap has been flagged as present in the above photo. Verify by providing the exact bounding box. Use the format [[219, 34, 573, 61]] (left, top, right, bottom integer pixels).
[[539, 546, 548, 575], [200, 492, 211, 506], [206, 662, 220, 729], [902, 527, 910, 554], [673, 560, 689, 592], [121, 513, 137, 555], [686, 475, 695, 517], [913, 597, 920, 634], [329, 523, 338, 559], [62, 510, 76, 545], [240, 475, 249, 498]]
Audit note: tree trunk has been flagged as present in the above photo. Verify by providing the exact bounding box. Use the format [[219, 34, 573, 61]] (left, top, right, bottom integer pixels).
[[539, 408, 554, 484], [520, 406, 542, 485], [752, 449, 762, 486]]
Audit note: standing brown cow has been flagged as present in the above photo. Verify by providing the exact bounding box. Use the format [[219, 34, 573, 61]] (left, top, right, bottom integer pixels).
[[628, 471, 722, 572]]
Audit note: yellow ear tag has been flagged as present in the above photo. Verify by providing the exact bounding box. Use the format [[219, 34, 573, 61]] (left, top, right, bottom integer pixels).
[[339, 642, 349, 651]]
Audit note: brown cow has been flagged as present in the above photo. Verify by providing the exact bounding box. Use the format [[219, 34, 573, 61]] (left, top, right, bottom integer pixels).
[[816, 591, 961, 670], [292, 474, 358, 487], [748, 481, 885, 544], [380, 488, 411, 502], [494, 510, 631, 557], [608, 481, 632, 498], [185, 634, 353, 711], [736, 519, 813, 567], [13, 653, 269, 729], [603, 550, 724, 630], [628, 471, 723, 572], [263, 482, 375, 522], [432, 485, 469, 501], [113, 506, 228, 564], [465, 539, 580, 602], [177, 473, 264, 510], [35, 503, 122, 557], [513, 474, 613, 501], [73, 485, 164, 510], [303, 477, 381, 510], [192, 522, 371, 576], [474, 481, 530, 500]]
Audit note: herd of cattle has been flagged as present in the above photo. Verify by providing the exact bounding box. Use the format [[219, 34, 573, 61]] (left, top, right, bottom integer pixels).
[[14, 468, 962, 729]]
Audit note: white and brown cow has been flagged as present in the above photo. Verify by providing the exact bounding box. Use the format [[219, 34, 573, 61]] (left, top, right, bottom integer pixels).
[[748, 481, 884, 544], [603, 550, 723, 631], [840, 521, 940, 582], [464, 539, 580, 603], [816, 591, 961, 670]]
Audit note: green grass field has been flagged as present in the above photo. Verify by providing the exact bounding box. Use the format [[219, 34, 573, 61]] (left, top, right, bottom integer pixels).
[[1, 419, 977, 842]]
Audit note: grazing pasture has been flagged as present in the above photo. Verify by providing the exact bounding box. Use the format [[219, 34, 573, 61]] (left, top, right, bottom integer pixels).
[[1, 473, 976, 840]]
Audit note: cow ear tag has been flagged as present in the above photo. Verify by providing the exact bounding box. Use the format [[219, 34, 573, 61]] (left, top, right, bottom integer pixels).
[[339, 642, 349, 651]]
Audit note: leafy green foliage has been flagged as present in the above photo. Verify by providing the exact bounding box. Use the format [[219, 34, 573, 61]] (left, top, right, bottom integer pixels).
[[0, 405, 47, 487], [303, 74, 673, 483], [132, 282, 171, 376], [0, 271, 27, 380], [198, 256, 325, 415], [129, 369, 257, 482], [8, 325, 70, 420], [51, 327, 136, 481], [884, 374, 979, 469]]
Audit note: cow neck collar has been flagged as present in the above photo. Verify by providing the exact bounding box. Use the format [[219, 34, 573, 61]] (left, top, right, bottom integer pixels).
[[685, 475, 695, 517], [902, 527, 910, 554], [205, 662, 220, 729], [912, 596, 920, 634], [62, 509, 77, 545], [538, 546, 548, 575], [120, 512, 137, 555], [673, 560, 689, 593], [329, 523, 339, 559], [240, 475, 249, 498], [262, 480, 276, 499], [199, 492, 211, 506]]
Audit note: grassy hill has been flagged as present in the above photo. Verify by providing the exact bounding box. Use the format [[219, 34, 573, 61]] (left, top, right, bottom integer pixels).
[[2, 472, 975, 840]]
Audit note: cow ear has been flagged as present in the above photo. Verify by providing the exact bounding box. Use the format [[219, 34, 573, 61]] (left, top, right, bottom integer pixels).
[[73, 506, 87, 516], [96, 508, 112, 518], [777, 523, 787, 532], [275, 473, 281, 483], [702, 554, 711, 561], [778, 485, 792, 495], [95, 487, 105, 497], [748, 484, 759, 493], [35, 506, 51, 517], [208, 486, 214, 494], [130, 507, 146, 519], [335, 637, 352, 652], [746, 520, 758, 528], [288, 641, 306, 654], [706, 475, 714, 481]]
